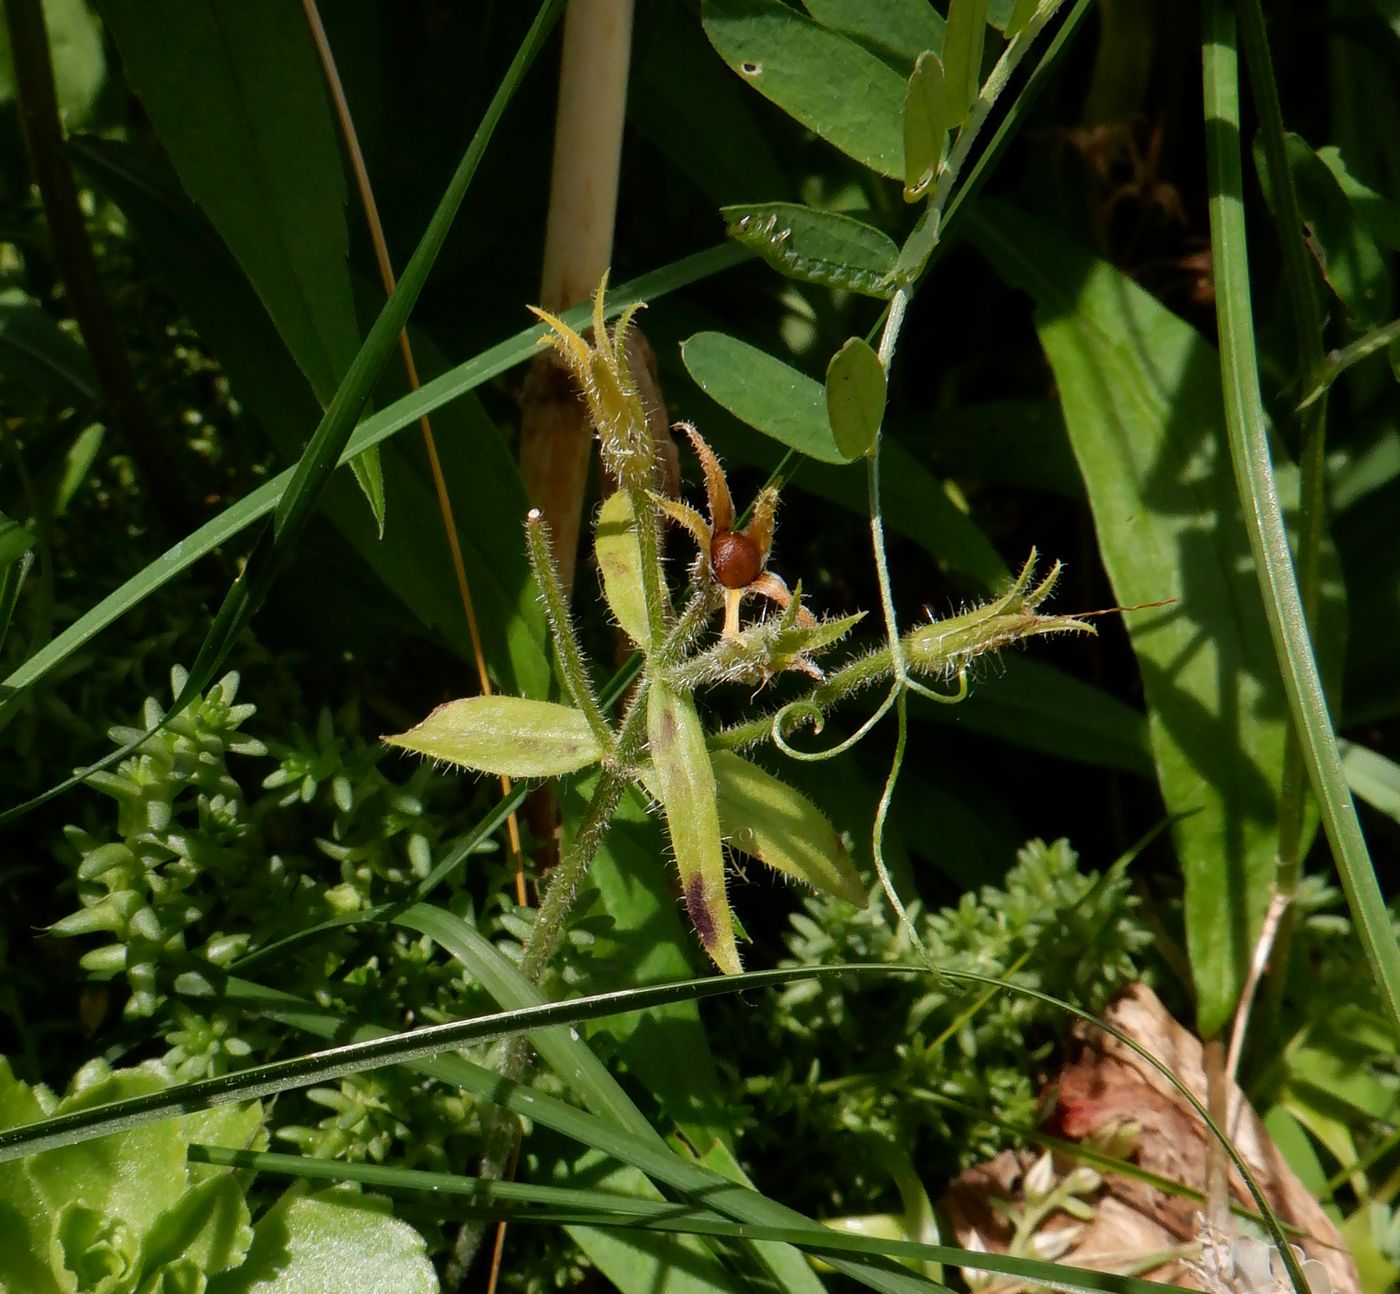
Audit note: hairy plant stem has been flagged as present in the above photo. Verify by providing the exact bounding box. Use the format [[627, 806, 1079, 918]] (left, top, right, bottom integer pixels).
[[526, 511, 614, 750], [627, 482, 673, 649]]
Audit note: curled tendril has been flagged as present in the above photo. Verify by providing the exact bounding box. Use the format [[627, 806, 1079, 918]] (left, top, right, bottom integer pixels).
[[771, 686, 899, 762], [905, 668, 970, 707]]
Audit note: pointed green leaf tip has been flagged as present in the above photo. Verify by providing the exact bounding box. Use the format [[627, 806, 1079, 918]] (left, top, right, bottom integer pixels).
[[594, 489, 651, 649], [647, 679, 742, 974], [384, 696, 603, 779], [712, 752, 865, 905], [825, 336, 886, 460]]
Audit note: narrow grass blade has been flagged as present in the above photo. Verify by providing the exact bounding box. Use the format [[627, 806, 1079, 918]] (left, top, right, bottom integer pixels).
[[1203, 0, 1400, 1039]]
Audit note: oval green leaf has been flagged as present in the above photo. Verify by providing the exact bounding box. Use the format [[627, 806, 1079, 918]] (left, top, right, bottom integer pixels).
[[942, 0, 989, 126], [723, 202, 899, 298], [711, 751, 865, 905], [384, 696, 603, 778], [825, 336, 887, 459], [593, 490, 651, 649], [682, 331, 848, 465], [647, 680, 741, 974], [903, 51, 949, 200], [702, 0, 906, 177]]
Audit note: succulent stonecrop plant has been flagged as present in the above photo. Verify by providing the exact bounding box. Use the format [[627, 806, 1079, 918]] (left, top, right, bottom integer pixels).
[[385, 278, 1088, 977]]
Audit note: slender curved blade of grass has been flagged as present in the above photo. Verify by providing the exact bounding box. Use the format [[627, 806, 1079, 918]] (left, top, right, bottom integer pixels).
[[190, 1147, 1196, 1294], [0, 963, 1296, 1290], [401, 903, 752, 1292], [0, 242, 745, 731], [100, 0, 384, 525], [702, 0, 907, 177], [1204, 2, 1400, 1039], [971, 199, 1293, 1039], [800, 0, 944, 72]]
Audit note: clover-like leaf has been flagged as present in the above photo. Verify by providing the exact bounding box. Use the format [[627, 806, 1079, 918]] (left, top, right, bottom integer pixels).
[[711, 751, 865, 905], [903, 52, 949, 201], [594, 489, 652, 649], [384, 696, 604, 778], [647, 680, 742, 974]]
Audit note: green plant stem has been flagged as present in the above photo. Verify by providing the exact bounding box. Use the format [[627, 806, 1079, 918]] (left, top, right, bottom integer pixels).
[[2, 0, 194, 535], [1203, 2, 1400, 1046], [626, 482, 672, 649], [1233, 0, 1334, 1040], [525, 510, 614, 751]]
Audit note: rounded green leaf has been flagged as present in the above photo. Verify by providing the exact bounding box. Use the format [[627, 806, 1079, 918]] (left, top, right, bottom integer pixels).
[[682, 331, 847, 464], [593, 490, 651, 649], [825, 336, 887, 459], [942, 0, 989, 125], [647, 680, 741, 974], [723, 202, 899, 298], [384, 696, 603, 778], [703, 0, 906, 177], [711, 751, 865, 905], [903, 52, 949, 201]]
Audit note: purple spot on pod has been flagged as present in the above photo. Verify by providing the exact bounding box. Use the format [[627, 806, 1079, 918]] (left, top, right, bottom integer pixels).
[[684, 874, 717, 948]]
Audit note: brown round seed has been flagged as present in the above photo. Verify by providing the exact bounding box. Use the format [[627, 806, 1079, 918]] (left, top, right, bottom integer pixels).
[[710, 529, 762, 589]]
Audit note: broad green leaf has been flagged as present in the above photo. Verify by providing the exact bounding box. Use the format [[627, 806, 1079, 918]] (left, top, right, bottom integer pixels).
[[703, 0, 907, 177], [903, 52, 949, 200], [1257, 134, 1391, 327], [825, 336, 886, 458], [801, 0, 943, 71], [384, 695, 603, 778], [594, 490, 651, 648], [648, 679, 741, 974], [682, 331, 846, 464], [228, 1188, 436, 1294], [723, 201, 900, 298], [972, 200, 1288, 1037], [941, 0, 988, 125], [0, 299, 97, 404], [98, 0, 384, 527], [712, 751, 865, 904]]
